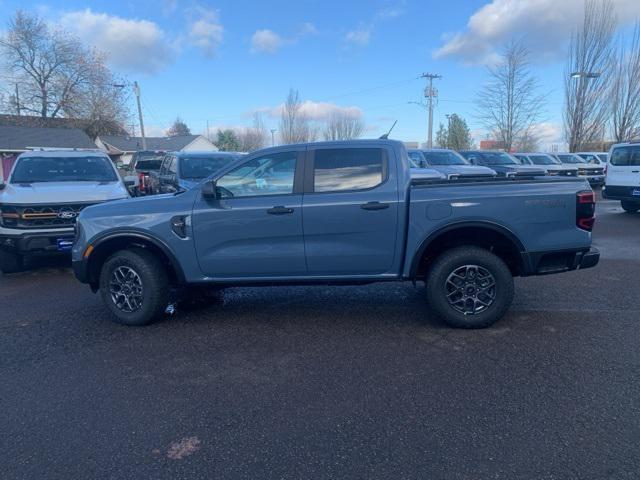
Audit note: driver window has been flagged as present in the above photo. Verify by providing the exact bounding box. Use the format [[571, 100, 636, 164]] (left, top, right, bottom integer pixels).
[[216, 151, 297, 198]]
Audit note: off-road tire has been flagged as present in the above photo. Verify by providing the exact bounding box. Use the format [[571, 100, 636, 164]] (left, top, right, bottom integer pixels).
[[99, 248, 169, 326], [425, 246, 514, 329], [0, 249, 25, 274]]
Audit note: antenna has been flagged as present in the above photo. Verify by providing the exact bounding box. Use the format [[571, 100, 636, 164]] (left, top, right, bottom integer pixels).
[[379, 120, 398, 140]]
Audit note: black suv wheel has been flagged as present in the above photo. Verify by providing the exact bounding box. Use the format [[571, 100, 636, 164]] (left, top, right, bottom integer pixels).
[[425, 246, 514, 329], [99, 248, 169, 326]]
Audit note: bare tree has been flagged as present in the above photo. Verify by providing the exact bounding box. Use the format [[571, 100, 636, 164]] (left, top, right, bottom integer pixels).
[[278, 89, 316, 144], [513, 129, 540, 152], [611, 21, 640, 142], [237, 113, 267, 152], [564, 0, 616, 151], [476, 40, 546, 152], [323, 111, 364, 140], [0, 10, 128, 124]]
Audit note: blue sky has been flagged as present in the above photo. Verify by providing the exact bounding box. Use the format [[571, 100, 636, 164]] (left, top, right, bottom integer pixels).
[[2, 0, 640, 147]]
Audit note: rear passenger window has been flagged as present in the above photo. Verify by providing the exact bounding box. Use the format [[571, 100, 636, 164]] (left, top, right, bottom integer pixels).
[[611, 146, 640, 166], [313, 148, 385, 193]]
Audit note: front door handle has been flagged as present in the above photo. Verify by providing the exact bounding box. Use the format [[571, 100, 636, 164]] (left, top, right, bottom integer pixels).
[[360, 201, 389, 211], [267, 206, 294, 215]]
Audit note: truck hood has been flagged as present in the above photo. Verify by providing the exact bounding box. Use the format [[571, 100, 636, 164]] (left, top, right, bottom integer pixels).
[[0, 181, 129, 204], [410, 168, 447, 180], [430, 165, 496, 178], [544, 164, 578, 173]]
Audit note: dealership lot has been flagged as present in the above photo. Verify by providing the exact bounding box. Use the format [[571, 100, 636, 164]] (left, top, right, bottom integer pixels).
[[1, 195, 639, 479]]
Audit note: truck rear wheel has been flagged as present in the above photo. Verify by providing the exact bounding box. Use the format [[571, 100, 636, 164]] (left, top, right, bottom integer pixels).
[[0, 250, 25, 274], [621, 201, 639, 213], [99, 248, 169, 326], [425, 246, 514, 329]]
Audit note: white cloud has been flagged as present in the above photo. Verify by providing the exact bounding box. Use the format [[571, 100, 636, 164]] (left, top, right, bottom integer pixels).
[[434, 0, 640, 65], [261, 100, 363, 122], [251, 29, 284, 54], [188, 8, 224, 57], [345, 27, 372, 46], [60, 9, 175, 74], [345, 3, 405, 47], [298, 22, 318, 36]]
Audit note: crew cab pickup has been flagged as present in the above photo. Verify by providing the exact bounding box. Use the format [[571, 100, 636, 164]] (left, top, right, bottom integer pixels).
[[0, 150, 130, 273], [72, 140, 599, 329]]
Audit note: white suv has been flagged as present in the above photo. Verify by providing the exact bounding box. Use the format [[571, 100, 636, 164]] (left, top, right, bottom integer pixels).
[[603, 142, 640, 213], [0, 150, 130, 273]]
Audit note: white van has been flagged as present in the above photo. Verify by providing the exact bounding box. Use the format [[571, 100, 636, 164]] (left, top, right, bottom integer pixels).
[[603, 142, 640, 213]]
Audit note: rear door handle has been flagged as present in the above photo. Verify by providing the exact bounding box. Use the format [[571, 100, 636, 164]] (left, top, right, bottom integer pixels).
[[267, 206, 294, 215], [360, 201, 389, 211]]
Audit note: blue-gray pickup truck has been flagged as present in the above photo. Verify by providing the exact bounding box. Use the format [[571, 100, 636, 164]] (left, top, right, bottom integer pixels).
[[72, 140, 599, 329]]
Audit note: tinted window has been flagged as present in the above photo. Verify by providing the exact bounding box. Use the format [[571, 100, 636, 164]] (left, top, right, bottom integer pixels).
[[422, 151, 466, 166], [216, 152, 296, 197], [611, 146, 640, 166], [181, 155, 240, 179], [579, 153, 601, 165], [11, 156, 117, 183], [476, 152, 517, 166], [313, 148, 384, 193]]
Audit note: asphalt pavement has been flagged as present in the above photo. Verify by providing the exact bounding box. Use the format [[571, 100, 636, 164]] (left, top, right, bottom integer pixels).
[[1, 193, 639, 479]]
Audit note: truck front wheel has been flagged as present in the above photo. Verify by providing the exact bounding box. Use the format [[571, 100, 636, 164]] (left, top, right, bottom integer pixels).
[[99, 248, 169, 326], [621, 201, 639, 213], [0, 249, 24, 274], [425, 246, 514, 329]]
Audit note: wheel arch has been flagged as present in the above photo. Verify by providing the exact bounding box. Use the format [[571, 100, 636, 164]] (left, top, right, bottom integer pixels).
[[86, 230, 185, 289], [409, 221, 525, 279]]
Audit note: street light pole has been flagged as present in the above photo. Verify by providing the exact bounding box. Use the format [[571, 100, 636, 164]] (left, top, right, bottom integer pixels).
[[270, 129, 277, 146], [133, 81, 147, 150]]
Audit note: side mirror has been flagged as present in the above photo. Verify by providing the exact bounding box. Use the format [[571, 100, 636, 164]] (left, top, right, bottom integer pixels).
[[468, 157, 477, 165], [201, 180, 218, 199], [0, 182, 5, 191]]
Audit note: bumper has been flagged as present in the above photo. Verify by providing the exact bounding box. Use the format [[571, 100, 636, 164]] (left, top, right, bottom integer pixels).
[[0, 230, 75, 255], [73, 258, 89, 283], [521, 247, 600, 276], [582, 174, 605, 185], [602, 185, 640, 201]]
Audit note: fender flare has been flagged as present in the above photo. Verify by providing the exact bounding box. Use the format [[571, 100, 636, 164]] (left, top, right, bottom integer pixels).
[[87, 228, 186, 284], [408, 221, 525, 278]]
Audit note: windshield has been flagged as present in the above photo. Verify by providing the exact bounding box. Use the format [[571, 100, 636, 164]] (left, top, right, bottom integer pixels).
[[181, 155, 242, 179], [11, 156, 118, 183], [597, 154, 608, 163], [422, 151, 467, 166], [557, 154, 586, 164], [529, 154, 560, 166], [476, 152, 517, 166]]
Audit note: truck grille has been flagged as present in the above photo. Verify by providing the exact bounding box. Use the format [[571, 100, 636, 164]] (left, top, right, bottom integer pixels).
[[578, 168, 604, 176], [0, 203, 95, 229]]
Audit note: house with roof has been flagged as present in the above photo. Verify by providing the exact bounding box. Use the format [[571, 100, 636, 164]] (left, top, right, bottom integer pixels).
[[96, 135, 218, 165], [0, 125, 98, 181]]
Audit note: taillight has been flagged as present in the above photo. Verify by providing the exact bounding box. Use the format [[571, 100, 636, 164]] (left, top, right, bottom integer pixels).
[[577, 190, 595, 231], [138, 172, 146, 192]]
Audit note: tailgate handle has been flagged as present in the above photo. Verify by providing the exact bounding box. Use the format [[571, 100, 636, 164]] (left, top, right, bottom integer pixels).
[[360, 201, 389, 211], [267, 206, 294, 215]]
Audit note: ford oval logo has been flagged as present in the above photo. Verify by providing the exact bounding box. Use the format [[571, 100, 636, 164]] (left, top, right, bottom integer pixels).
[[58, 210, 77, 220]]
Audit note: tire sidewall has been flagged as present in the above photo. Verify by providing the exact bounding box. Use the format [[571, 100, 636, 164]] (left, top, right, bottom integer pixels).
[[99, 249, 168, 326], [426, 247, 514, 329]]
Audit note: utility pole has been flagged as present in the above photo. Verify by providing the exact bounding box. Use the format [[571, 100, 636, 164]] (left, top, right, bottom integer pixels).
[[14, 84, 21, 116], [270, 129, 277, 146], [133, 81, 147, 150], [420, 73, 442, 148]]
